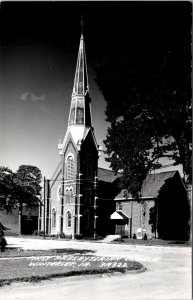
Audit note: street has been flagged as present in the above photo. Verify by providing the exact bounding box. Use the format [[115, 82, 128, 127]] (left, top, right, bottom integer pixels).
[[0, 237, 192, 300]]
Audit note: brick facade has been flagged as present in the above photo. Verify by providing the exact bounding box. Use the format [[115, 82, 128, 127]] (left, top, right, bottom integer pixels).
[[113, 200, 155, 238]]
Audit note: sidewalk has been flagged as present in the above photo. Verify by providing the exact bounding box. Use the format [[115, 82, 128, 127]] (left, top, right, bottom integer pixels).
[[5, 236, 190, 253], [6, 235, 190, 250]]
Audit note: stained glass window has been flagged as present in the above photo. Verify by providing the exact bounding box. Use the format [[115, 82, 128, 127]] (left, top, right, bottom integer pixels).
[[67, 156, 74, 179], [70, 187, 73, 203], [66, 188, 70, 204], [52, 208, 56, 228], [67, 211, 72, 228]]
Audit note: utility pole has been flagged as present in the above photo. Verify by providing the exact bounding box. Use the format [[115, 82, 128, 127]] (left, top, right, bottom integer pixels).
[[130, 200, 133, 238], [94, 175, 98, 239], [46, 180, 50, 234], [43, 176, 46, 239], [60, 174, 64, 235], [77, 172, 82, 235]]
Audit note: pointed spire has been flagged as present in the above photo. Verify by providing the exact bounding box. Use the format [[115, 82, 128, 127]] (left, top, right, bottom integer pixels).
[[68, 19, 92, 128], [81, 15, 84, 36], [72, 18, 89, 96]]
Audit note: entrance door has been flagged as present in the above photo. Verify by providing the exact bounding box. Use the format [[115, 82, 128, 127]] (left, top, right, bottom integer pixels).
[[115, 224, 125, 235]]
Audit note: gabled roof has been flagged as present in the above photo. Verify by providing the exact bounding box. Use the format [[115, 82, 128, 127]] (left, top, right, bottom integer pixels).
[[110, 211, 129, 220], [98, 167, 121, 183], [115, 170, 180, 200], [50, 161, 61, 188], [49, 165, 120, 189], [141, 170, 178, 198]]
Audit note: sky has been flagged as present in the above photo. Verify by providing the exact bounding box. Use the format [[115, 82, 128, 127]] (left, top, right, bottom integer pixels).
[[0, 1, 191, 179]]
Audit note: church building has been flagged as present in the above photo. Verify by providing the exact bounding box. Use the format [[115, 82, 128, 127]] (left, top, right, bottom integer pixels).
[[38, 27, 189, 241], [39, 29, 118, 238]]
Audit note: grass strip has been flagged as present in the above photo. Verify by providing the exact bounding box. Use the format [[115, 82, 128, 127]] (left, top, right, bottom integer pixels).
[[0, 266, 145, 287]]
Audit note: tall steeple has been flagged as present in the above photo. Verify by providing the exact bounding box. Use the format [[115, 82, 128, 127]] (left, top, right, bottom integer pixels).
[[68, 20, 92, 128]]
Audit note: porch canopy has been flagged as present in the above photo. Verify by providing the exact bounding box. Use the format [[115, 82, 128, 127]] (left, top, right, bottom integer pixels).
[[110, 211, 129, 220]]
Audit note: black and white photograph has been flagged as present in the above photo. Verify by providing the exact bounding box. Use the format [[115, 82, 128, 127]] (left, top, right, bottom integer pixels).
[[0, 1, 192, 299]]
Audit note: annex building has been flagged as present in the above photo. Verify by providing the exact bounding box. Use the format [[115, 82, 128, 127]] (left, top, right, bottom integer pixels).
[[38, 29, 190, 241]]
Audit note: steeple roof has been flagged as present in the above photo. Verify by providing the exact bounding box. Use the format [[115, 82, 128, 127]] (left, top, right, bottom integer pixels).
[[72, 33, 89, 96], [68, 30, 92, 128], [58, 24, 97, 155]]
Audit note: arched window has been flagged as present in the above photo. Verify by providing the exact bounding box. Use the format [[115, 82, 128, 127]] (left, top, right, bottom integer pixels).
[[52, 208, 56, 228], [67, 155, 74, 179], [57, 185, 62, 201], [117, 202, 123, 211], [70, 187, 73, 203], [67, 211, 72, 228], [66, 188, 70, 204]]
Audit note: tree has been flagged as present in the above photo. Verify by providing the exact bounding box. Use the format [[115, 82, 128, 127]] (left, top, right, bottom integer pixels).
[[0, 167, 15, 210], [0, 165, 42, 234], [95, 18, 192, 197], [14, 165, 42, 234]]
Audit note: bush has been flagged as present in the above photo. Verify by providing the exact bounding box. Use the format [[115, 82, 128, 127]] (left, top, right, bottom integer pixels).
[[50, 234, 58, 238], [58, 233, 65, 239], [121, 234, 128, 238], [33, 230, 44, 236], [74, 234, 83, 240], [65, 234, 72, 239]]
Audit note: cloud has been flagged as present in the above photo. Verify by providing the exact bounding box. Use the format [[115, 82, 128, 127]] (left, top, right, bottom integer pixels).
[[20, 92, 48, 112], [20, 92, 45, 102]]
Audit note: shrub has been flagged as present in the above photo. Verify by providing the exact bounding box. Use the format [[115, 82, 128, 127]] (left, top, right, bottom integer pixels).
[[58, 233, 65, 239], [33, 230, 44, 236], [65, 234, 72, 239], [74, 234, 83, 240]]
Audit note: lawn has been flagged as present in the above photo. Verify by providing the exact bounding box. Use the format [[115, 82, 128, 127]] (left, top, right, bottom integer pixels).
[[0, 248, 145, 286]]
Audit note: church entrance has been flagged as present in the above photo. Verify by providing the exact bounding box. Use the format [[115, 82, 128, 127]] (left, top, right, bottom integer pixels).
[[109, 211, 129, 236]]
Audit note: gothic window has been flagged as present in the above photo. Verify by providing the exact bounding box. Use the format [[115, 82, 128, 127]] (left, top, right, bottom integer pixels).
[[52, 208, 56, 228], [70, 187, 73, 203], [67, 211, 72, 228], [67, 155, 74, 179], [66, 188, 70, 204], [57, 185, 62, 201], [117, 202, 123, 211]]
